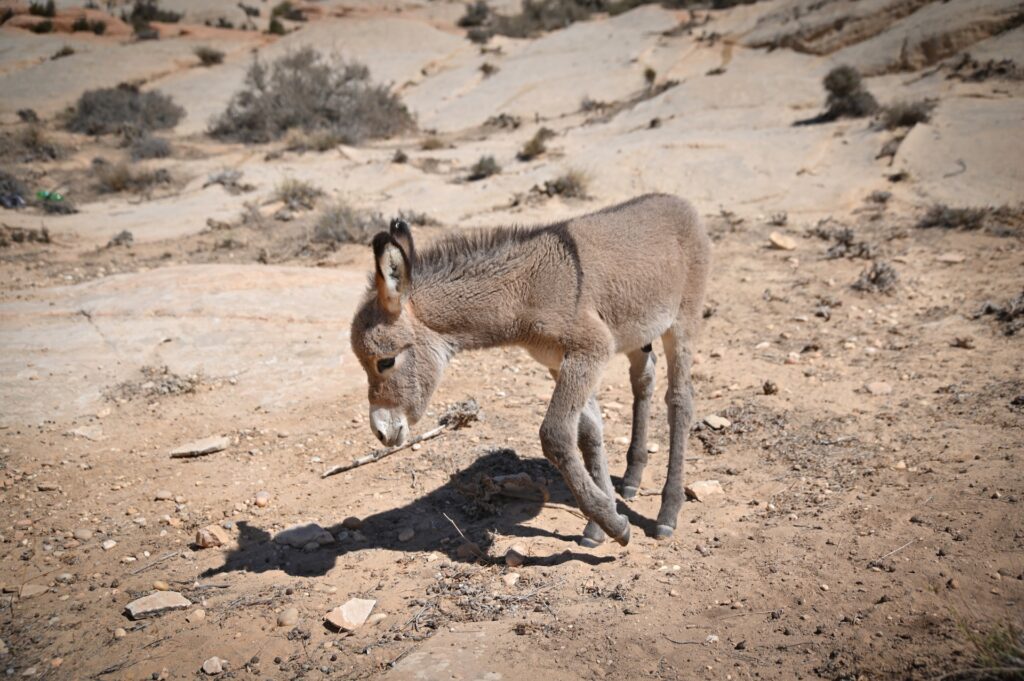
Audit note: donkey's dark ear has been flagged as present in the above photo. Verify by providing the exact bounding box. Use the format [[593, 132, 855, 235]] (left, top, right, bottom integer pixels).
[[372, 232, 410, 316], [389, 218, 415, 264]]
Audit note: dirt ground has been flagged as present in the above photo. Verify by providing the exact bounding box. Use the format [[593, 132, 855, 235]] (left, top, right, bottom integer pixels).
[[1, 0, 1023, 680]]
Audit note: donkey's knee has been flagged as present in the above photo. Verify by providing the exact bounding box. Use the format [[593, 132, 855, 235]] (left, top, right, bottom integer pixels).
[[539, 418, 574, 468]]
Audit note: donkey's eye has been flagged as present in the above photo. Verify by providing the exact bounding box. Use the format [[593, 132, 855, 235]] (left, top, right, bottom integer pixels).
[[376, 357, 396, 372]]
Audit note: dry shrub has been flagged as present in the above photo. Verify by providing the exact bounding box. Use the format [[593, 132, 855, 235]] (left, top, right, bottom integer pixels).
[[273, 177, 323, 210], [879, 100, 934, 130], [65, 84, 184, 136], [209, 47, 414, 145], [0, 125, 67, 162], [95, 161, 171, 193], [517, 127, 554, 161], [194, 46, 225, 66], [420, 136, 445, 150], [917, 205, 989, 231], [313, 200, 386, 244], [459, 1, 491, 27], [468, 155, 500, 181], [128, 135, 171, 160], [542, 168, 588, 198], [852, 261, 898, 294], [29, 0, 55, 17], [51, 45, 75, 60], [795, 65, 877, 125]]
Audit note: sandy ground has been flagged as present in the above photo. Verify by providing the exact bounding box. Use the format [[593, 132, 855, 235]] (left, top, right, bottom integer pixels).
[[1, 0, 1022, 679]]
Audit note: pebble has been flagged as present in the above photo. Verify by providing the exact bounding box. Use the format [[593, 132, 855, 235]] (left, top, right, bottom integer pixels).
[[170, 436, 230, 458], [946, 578, 959, 590], [703, 415, 731, 430], [685, 480, 724, 502], [195, 525, 230, 549], [186, 609, 206, 623], [892, 460, 907, 470], [866, 381, 893, 396], [613, 436, 629, 445], [768, 231, 797, 250], [669, 589, 680, 597], [101, 539, 117, 551], [646, 443, 659, 454], [201, 657, 224, 675], [113, 628, 127, 639], [502, 573, 521, 587], [820, 584, 830, 591], [152, 580, 170, 591], [73, 529, 93, 542], [124, 591, 191, 620], [277, 607, 299, 627], [36, 482, 59, 492], [505, 544, 527, 567], [20, 584, 48, 599], [325, 598, 376, 631], [154, 490, 173, 501], [398, 528, 415, 542], [254, 491, 271, 508], [56, 573, 74, 584]]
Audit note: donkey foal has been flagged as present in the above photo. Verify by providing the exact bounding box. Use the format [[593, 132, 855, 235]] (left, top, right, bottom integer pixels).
[[350, 194, 710, 546]]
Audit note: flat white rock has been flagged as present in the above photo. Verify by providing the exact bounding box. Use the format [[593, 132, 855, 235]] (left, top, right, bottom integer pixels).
[[170, 436, 230, 458], [703, 414, 731, 430], [685, 480, 724, 502], [125, 591, 191, 620], [275, 523, 335, 549], [325, 598, 376, 631], [768, 231, 797, 250]]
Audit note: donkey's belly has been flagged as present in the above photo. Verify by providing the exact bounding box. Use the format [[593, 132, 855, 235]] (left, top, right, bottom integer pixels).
[[611, 306, 677, 354], [524, 343, 564, 371]]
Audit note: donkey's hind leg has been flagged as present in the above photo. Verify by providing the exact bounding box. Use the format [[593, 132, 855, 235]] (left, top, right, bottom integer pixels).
[[621, 347, 657, 499], [578, 394, 615, 547], [655, 316, 698, 540]]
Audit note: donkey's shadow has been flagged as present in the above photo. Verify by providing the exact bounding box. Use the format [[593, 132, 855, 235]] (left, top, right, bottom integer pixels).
[[201, 449, 652, 579]]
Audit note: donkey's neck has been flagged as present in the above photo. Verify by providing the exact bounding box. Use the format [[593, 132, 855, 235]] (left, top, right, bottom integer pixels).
[[409, 229, 547, 352]]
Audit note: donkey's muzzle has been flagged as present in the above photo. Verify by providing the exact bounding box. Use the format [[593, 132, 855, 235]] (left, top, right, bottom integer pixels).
[[370, 406, 407, 447]]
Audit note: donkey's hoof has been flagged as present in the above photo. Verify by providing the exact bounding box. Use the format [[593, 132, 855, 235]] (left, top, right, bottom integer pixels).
[[653, 524, 675, 540], [621, 485, 639, 500], [579, 535, 603, 549], [581, 521, 606, 548], [611, 520, 631, 547]]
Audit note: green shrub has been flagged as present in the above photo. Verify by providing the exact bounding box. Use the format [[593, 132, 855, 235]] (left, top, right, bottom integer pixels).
[[267, 18, 285, 34], [29, 1, 56, 17], [126, 1, 181, 23], [459, 1, 491, 27], [823, 65, 878, 118], [65, 84, 185, 135], [51, 45, 75, 60], [30, 19, 54, 33], [271, 1, 305, 21], [194, 46, 225, 66], [209, 48, 414, 145]]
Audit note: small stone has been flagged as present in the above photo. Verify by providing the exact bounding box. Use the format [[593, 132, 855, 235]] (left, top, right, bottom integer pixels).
[[763, 380, 779, 395], [937, 252, 966, 264], [367, 613, 388, 626], [113, 627, 127, 639], [703, 415, 731, 430], [341, 517, 363, 530], [820, 584, 829, 591], [769, 231, 797, 251], [685, 480, 724, 502], [154, 490, 173, 501], [613, 436, 629, 445], [456, 542, 481, 560], [124, 591, 191, 620], [254, 491, 270, 508], [893, 460, 907, 470], [56, 573, 74, 584], [398, 528, 415, 542], [646, 443, 659, 454], [277, 607, 299, 627], [325, 598, 376, 631], [502, 573, 521, 587], [274, 522, 334, 549], [187, 609, 206, 623], [946, 578, 959, 590], [20, 584, 48, 599], [195, 525, 230, 549], [505, 545, 527, 567], [152, 580, 170, 591], [36, 482, 59, 492], [669, 589, 680, 597], [73, 529, 93, 542], [705, 634, 719, 644], [170, 435, 230, 458], [202, 657, 224, 675], [866, 381, 893, 396], [101, 539, 117, 551]]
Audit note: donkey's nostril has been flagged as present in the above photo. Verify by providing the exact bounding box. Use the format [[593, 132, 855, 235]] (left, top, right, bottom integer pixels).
[[373, 427, 384, 442]]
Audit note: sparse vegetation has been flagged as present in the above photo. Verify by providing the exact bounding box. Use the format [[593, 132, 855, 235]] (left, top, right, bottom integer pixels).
[[65, 84, 184, 136], [796, 65, 877, 125], [480, 62, 499, 77], [273, 177, 323, 210], [977, 291, 1024, 337], [95, 160, 171, 194], [580, 96, 608, 112], [852, 260, 898, 293], [267, 18, 286, 35], [194, 46, 225, 67], [0, 170, 28, 201], [51, 45, 75, 60], [271, 1, 305, 21], [420, 136, 444, 150], [917, 205, 989, 231], [284, 128, 344, 153], [209, 48, 414, 145], [541, 168, 589, 198], [468, 155, 501, 181], [392, 149, 408, 163], [72, 16, 106, 33], [125, 0, 181, 24], [644, 66, 657, 88], [952, 621, 1024, 677], [313, 200, 386, 245], [128, 134, 171, 160], [878, 99, 935, 130], [0, 125, 68, 162], [517, 127, 554, 161], [29, 0, 56, 17], [30, 19, 54, 33], [459, 1, 491, 27]]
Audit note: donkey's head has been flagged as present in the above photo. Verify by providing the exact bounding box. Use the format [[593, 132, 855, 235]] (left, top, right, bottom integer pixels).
[[350, 220, 449, 446]]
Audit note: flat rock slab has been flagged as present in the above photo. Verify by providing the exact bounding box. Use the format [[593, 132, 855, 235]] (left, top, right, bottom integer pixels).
[[275, 523, 335, 549], [125, 591, 191, 620], [703, 414, 732, 430], [325, 598, 376, 632], [685, 480, 724, 502], [171, 436, 230, 458]]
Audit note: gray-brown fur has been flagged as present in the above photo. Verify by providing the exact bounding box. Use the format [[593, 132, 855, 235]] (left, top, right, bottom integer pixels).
[[350, 193, 711, 545]]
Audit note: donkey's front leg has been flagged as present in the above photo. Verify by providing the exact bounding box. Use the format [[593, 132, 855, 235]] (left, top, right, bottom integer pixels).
[[578, 394, 616, 548], [540, 354, 630, 546]]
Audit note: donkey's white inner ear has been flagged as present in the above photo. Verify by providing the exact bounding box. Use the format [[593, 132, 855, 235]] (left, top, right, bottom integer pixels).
[[376, 242, 408, 314]]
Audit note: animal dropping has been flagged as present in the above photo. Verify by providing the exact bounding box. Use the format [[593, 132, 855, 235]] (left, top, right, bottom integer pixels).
[[349, 196, 710, 545]]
